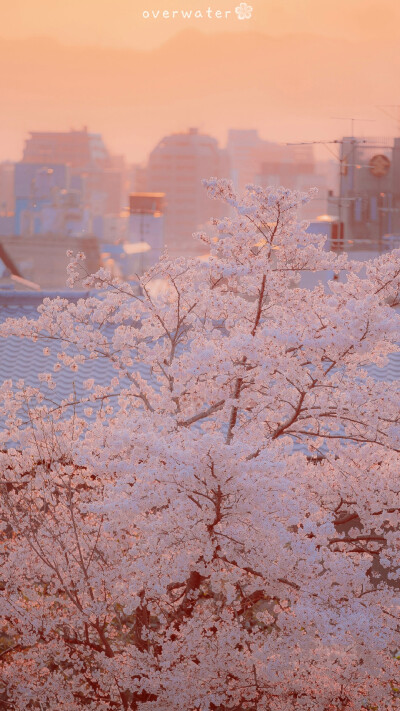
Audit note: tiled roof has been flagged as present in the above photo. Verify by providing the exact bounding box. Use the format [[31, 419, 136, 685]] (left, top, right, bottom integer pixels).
[[0, 291, 155, 424], [365, 354, 400, 382], [0, 291, 399, 446]]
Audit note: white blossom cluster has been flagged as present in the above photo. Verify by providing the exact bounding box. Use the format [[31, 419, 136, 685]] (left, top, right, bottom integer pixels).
[[0, 181, 399, 710]]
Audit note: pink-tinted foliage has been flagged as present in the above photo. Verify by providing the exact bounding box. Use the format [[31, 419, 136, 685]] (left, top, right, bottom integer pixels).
[[0, 181, 399, 710]]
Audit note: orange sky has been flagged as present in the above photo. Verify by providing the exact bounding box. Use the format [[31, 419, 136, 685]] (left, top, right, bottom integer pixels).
[[3, 0, 400, 49], [1, 0, 400, 163]]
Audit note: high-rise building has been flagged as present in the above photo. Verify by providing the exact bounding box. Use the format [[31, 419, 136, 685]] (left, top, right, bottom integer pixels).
[[227, 129, 264, 192], [228, 129, 316, 188], [14, 163, 70, 236], [22, 128, 124, 219], [127, 164, 148, 195], [227, 129, 327, 218], [147, 128, 229, 256], [22, 128, 109, 172]]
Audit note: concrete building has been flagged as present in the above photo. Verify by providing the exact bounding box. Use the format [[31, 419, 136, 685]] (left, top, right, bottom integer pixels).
[[99, 194, 165, 280], [14, 163, 70, 235], [22, 128, 109, 172], [146, 128, 229, 257], [336, 136, 400, 248], [227, 129, 263, 192], [127, 193, 165, 273], [21, 128, 125, 221], [227, 129, 328, 219], [227, 129, 314, 188], [14, 164, 91, 239], [97, 214, 128, 245], [127, 164, 148, 195], [21, 188, 92, 239]]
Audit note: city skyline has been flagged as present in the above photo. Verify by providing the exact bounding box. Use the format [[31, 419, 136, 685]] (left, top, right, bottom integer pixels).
[[1, 0, 400, 164]]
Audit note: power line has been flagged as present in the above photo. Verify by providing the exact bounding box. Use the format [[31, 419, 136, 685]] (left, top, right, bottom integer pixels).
[[286, 138, 367, 249]]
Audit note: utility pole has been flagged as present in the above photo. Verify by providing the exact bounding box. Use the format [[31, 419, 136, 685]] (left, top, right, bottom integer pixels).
[[287, 138, 366, 252]]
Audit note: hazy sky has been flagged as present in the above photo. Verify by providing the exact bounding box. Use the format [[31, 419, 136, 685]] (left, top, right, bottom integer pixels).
[[2, 0, 400, 50], [0, 0, 400, 163]]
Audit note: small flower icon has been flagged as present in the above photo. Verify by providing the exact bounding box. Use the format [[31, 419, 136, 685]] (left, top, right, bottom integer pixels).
[[235, 2, 253, 19]]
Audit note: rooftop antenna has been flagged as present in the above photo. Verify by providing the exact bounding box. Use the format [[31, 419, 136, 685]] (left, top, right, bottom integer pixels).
[[331, 117, 375, 137]]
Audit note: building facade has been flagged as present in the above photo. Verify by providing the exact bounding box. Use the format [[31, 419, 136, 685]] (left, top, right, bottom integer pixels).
[[14, 163, 70, 236], [147, 128, 229, 257], [22, 129, 109, 172], [21, 128, 125, 221], [127, 193, 165, 273], [227, 129, 328, 219], [337, 136, 400, 247]]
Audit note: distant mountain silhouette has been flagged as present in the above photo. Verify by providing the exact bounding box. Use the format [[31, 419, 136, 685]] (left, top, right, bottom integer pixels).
[[0, 30, 398, 162]]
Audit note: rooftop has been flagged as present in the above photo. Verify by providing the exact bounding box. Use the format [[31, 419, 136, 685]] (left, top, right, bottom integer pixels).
[[0, 291, 155, 425], [0, 291, 398, 442]]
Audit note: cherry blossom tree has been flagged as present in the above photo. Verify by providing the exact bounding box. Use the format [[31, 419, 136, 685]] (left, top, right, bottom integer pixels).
[[0, 180, 400, 710]]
